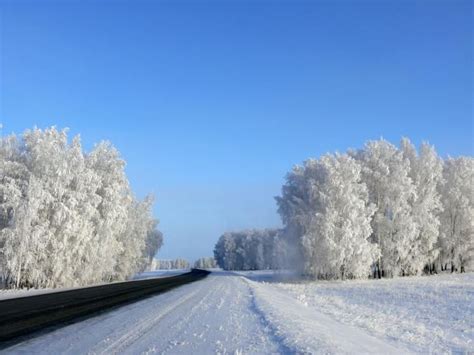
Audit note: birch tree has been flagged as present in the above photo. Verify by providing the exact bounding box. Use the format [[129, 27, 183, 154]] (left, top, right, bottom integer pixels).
[[0, 127, 163, 288], [401, 138, 443, 274], [438, 157, 474, 272], [352, 139, 417, 277]]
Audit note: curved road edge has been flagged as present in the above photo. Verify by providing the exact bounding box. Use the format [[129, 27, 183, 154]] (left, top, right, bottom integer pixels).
[[0, 268, 210, 347]]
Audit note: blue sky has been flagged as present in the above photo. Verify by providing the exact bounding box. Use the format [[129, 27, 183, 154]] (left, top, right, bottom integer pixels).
[[1, 0, 472, 261]]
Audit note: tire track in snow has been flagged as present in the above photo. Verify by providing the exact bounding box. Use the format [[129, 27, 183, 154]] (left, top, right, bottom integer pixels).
[[159, 278, 225, 353], [209, 274, 289, 354], [243, 277, 414, 354], [95, 283, 206, 354], [240, 277, 297, 354], [141, 273, 283, 355], [9, 272, 317, 354]]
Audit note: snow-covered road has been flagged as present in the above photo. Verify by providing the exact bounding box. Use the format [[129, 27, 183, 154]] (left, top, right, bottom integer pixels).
[[6, 271, 472, 354], [6, 272, 284, 354]]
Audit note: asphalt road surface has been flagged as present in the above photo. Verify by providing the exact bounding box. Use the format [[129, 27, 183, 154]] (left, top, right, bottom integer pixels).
[[0, 269, 210, 348]]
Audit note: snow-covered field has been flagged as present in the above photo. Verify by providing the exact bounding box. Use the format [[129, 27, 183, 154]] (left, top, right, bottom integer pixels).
[[247, 271, 474, 354], [4, 271, 473, 354]]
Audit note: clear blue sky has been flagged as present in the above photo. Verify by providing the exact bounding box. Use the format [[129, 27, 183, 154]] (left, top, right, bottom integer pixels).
[[1, 0, 472, 262]]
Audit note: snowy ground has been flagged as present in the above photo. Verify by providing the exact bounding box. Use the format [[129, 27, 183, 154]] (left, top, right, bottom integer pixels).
[[248, 271, 474, 354], [4, 271, 473, 354]]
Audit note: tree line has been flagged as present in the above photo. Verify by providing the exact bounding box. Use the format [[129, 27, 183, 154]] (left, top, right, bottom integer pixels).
[[214, 138, 473, 279], [0, 127, 163, 288], [149, 258, 190, 270], [193, 257, 217, 269], [214, 229, 279, 271]]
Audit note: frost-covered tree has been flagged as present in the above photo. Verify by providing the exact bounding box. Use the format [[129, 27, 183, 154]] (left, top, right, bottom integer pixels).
[[0, 127, 163, 288], [438, 157, 474, 272], [214, 229, 280, 270], [276, 154, 378, 279], [214, 233, 237, 270], [149, 259, 171, 270], [351, 139, 417, 277], [173, 258, 190, 269], [194, 257, 217, 269], [275, 137, 469, 279], [214, 138, 473, 279], [144, 230, 164, 265], [401, 139, 443, 274], [149, 258, 190, 270], [0, 135, 32, 286]]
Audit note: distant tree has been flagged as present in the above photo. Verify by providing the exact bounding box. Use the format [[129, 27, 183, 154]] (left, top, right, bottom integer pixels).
[[149, 258, 190, 270], [173, 258, 190, 269], [194, 257, 217, 269], [214, 229, 280, 270]]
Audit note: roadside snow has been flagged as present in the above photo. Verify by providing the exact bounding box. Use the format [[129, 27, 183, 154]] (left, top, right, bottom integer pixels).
[[244, 277, 412, 354], [256, 272, 474, 353]]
